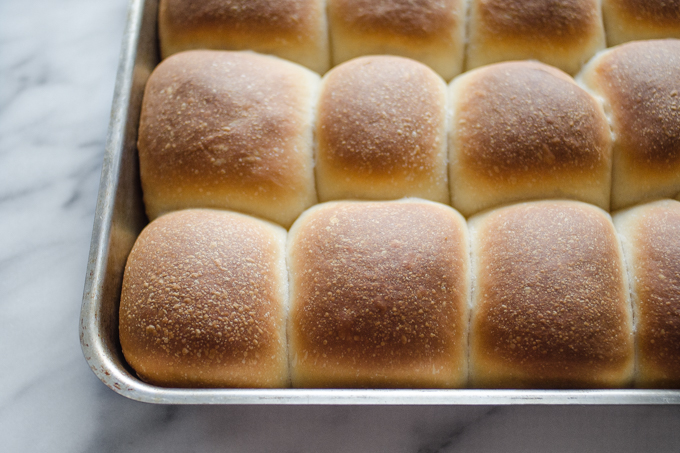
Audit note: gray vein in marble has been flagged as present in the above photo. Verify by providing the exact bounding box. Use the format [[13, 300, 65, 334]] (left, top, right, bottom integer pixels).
[[413, 407, 499, 453]]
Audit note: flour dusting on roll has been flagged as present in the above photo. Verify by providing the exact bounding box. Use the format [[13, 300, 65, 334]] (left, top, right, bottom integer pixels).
[[287, 199, 470, 388], [449, 61, 612, 217], [466, 0, 605, 75], [137, 50, 319, 228], [159, 0, 330, 74], [614, 199, 680, 388], [119, 209, 289, 388], [316, 56, 449, 204], [578, 40, 680, 210], [327, 0, 467, 80], [469, 200, 634, 388]]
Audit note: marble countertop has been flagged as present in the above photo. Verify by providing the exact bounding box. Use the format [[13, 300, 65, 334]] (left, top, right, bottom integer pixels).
[[2, 0, 680, 451]]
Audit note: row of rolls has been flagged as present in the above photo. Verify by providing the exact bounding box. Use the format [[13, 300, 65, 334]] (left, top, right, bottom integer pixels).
[[159, 0, 680, 79], [120, 197, 680, 389], [138, 40, 680, 228]]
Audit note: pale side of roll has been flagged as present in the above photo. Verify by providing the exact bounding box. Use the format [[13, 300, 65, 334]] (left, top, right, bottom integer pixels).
[[602, 0, 680, 46], [613, 199, 680, 388], [578, 40, 680, 211], [137, 50, 319, 228], [316, 56, 449, 204], [327, 0, 468, 81], [469, 200, 634, 388], [119, 209, 289, 388], [449, 61, 612, 218], [287, 199, 470, 388], [159, 0, 330, 74], [466, 0, 605, 75]]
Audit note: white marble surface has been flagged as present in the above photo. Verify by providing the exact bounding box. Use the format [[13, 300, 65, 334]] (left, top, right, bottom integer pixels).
[[2, 0, 680, 451]]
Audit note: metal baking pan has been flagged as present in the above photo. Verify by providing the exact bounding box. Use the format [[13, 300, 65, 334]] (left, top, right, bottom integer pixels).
[[79, 0, 680, 405]]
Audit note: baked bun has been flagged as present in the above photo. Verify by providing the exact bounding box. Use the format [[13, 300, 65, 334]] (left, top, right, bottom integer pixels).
[[578, 40, 680, 210], [613, 199, 680, 388], [466, 0, 605, 75], [602, 0, 680, 46], [469, 200, 634, 388], [159, 0, 330, 74], [449, 61, 612, 217], [287, 199, 470, 388], [137, 50, 318, 228], [327, 0, 467, 80], [119, 209, 289, 388], [316, 56, 449, 204]]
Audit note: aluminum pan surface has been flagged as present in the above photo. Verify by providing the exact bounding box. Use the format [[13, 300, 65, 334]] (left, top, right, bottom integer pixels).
[[79, 0, 680, 405]]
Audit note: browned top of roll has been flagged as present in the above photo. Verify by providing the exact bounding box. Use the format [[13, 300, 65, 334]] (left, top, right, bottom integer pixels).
[[472, 201, 631, 385], [584, 40, 680, 169], [120, 209, 286, 386], [475, 0, 599, 43], [317, 56, 446, 178], [330, 0, 461, 38], [454, 61, 610, 182], [289, 201, 467, 371], [629, 201, 680, 375], [137, 51, 315, 204], [161, 0, 319, 39], [606, 0, 680, 25]]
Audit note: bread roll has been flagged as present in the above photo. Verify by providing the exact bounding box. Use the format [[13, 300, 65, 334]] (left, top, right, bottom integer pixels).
[[469, 200, 634, 388], [613, 199, 680, 388], [119, 209, 289, 388], [578, 40, 680, 210], [287, 199, 470, 388], [327, 0, 467, 80], [316, 56, 449, 204], [449, 61, 612, 217], [159, 0, 330, 74], [137, 50, 319, 228], [602, 0, 680, 46], [466, 0, 605, 75]]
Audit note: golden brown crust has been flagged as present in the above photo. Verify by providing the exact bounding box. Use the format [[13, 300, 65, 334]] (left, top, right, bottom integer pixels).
[[467, 0, 604, 74], [119, 209, 288, 388], [602, 0, 680, 46], [585, 41, 680, 170], [605, 0, 680, 26], [476, 0, 598, 42], [470, 201, 633, 388], [456, 62, 608, 178], [137, 50, 318, 227], [316, 56, 448, 202], [288, 200, 469, 388], [615, 200, 680, 387], [450, 61, 611, 216], [328, 0, 467, 80], [162, 0, 316, 35], [578, 40, 680, 208], [330, 0, 461, 38], [159, 0, 329, 72]]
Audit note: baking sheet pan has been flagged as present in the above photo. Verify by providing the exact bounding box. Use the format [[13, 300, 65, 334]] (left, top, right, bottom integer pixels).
[[79, 0, 680, 404]]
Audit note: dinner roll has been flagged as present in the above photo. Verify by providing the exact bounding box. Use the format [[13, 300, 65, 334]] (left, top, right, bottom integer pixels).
[[469, 200, 634, 388], [287, 200, 470, 388], [449, 61, 612, 217], [137, 50, 319, 228], [327, 0, 467, 80], [159, 0, 330, 74], [578, 40, 680, 210], [613, 199, 680, 388], [466, 0, 605, 75], [316, 56, 449, 204], [119, 209, 289, 388], [602, 0, 680, 46]]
